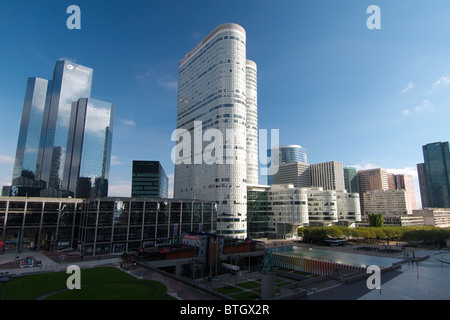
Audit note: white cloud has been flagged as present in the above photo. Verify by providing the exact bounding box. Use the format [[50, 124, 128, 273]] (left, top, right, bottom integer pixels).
[[110, 155, 123, 165], [108, 181, 131, 197], [402, 99, 433, 116], [386, 167, 418, 178], [414, 99, 433, 112], [432, 76, 450, 89], [158, 79, 178, 91], [0, 154, 14, 164], [122, 119, 136, 126], [135, 69, 152, 83], [400, 82, 415, 94], [349, 162, 380, 171]]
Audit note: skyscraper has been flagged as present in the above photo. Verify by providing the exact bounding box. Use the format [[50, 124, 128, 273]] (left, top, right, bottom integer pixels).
[[62, 98, 115, 198], [132, 161, 169, 198], [267, 145, 307, 184], [417, 163, 429, 208], [343, 167, 358, 193], [273, 162, 311, 188], [392, 174, 417, 211], [12, 77, 50, 196], [37, 60, 93, 196], [357, 168, 388, 215], [420, 142, 450, 208], [173, 23, 257, 238], [10, 60, 114, 198], [310, 161, 345, 191]]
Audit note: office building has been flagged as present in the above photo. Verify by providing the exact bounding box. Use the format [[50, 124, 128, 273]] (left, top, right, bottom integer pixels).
[[9, 60, 114, 198], [392, 174, 417, 210], [307, 187, 338, 226], [174, 23, 257, 239], [357, 168, 389, 214], [310, 161, 345, 191], [413, 208, 450, 228], [336, 190, 361, 226], [420, 142, 450, 208], [11, 77, 50, 196], [267, 145, 307, 184], [362, 189, 412, 215], [0, 196, 216, 255], [273, 162, 310, 187], [247, 185, 270, 239], [62, 98, 114, 198], [131, 161, 169, 198], [344, 167, 358, 193], [417, 163, 429, 208], [247, 184, 308, 239], [268, 184, 309, 238]]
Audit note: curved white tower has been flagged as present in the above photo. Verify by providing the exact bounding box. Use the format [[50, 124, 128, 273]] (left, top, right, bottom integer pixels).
[[174, 23, 257, 239]]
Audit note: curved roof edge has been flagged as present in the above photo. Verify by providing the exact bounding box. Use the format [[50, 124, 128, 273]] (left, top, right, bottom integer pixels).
[[246, 59, 257, 69], [179, 23, 246, 67]]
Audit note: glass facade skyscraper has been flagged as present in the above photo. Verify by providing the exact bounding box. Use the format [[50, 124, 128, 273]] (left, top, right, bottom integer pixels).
[[37, 60, 93, 196], [131, 161, 169, 198], [421, 141, 450, 208], [10, 60, 114, 198], [62, 98, 115, 198], [12, 77, 50, 196], [344, 167, 358, 193]]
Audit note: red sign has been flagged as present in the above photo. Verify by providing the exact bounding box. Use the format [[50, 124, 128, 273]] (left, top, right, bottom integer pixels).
[[0, 241, 4, 249]]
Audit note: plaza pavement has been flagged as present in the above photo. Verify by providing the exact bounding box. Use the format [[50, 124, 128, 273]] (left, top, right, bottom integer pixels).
[[2, 245, 450, 300]]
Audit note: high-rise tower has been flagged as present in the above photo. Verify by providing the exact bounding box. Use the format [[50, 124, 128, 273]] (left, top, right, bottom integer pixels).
[[173, 23, 257, 238], [420, 141, 450, 208], [10, 60, 114, 198]]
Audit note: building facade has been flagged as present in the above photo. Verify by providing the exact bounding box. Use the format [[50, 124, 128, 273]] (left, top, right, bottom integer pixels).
[[336, 190, 361, 226], [267, 145, 308, 184], [309, 161, 345, 191], [273, 162, 311, 188], [9, 60, 114, 199], [62, 98, 115, 198], [357, 168, 389, 215], [174, 23, 257, 239], [0, 196, 216, 255], [417, 163, 429, 208], [131, 161, 169, 198], [421, 141, 450, 208], [362, 189, 412, 215], [344, 167, 358, 193], [268, 185, 309, 238]]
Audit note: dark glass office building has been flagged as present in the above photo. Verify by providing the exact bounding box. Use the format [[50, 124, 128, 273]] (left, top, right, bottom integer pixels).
[[9, 60, 114, 198], [131, 161, 169, 198], [421, 141, 450, 208], [344, 167, 358, 193]]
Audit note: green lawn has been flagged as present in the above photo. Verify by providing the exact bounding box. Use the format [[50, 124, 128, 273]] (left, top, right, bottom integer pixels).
[[3, 267, 169, 300]]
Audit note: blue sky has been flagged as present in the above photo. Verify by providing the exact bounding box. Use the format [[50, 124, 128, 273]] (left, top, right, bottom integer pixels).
[[1, 0, 449, 206]]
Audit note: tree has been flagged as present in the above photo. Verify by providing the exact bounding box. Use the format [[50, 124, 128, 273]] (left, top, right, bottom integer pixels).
[[368, 213, 384, 227]]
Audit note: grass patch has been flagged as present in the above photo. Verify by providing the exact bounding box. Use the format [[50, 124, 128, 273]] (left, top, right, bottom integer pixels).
[[235, 281, 260, 290], [214, 286, 242, 295], [232, 291, 260, 300], [4, 267, 168, 300]]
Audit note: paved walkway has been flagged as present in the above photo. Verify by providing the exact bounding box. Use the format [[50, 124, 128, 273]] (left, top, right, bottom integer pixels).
[[0, 249, 121, 275], [300, 249, 450, 300]]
